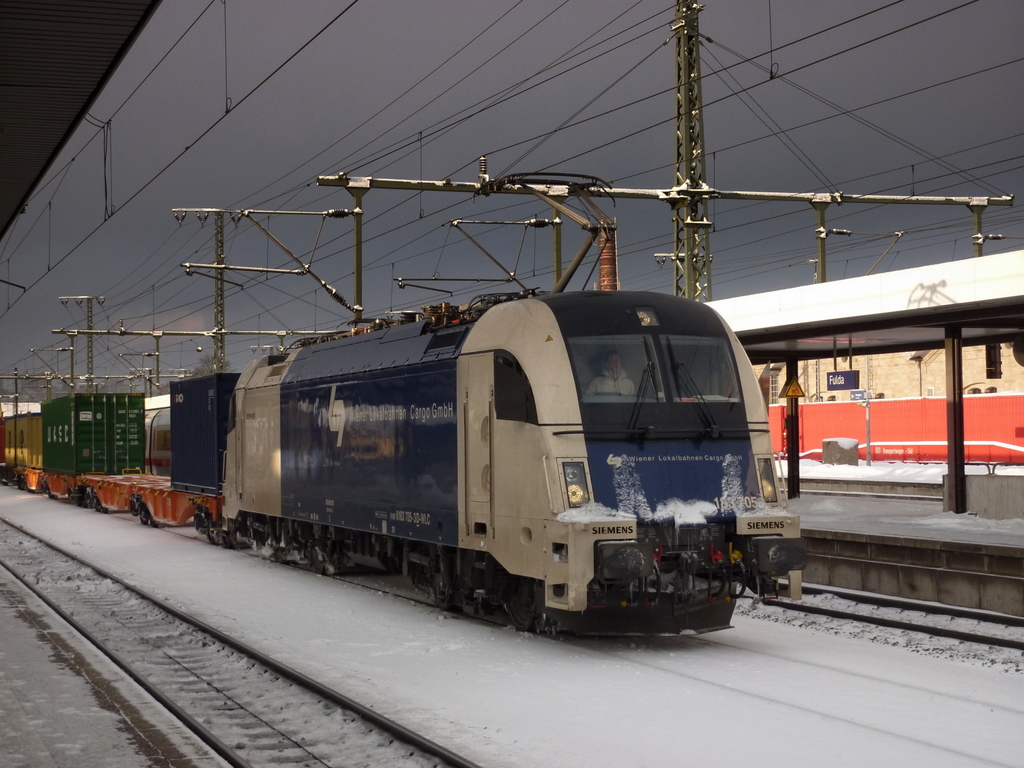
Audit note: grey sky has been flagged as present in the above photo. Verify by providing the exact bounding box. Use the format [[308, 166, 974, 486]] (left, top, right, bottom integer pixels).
[[2, 0, 1022, 386]]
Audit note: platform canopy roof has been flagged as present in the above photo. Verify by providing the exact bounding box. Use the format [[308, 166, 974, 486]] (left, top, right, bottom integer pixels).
[[0, 0, 162, 243], [709, 249, 1024, 364]]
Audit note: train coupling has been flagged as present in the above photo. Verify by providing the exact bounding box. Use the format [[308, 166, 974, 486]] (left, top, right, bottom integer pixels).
[[733, 514, 807, 599], [745, 535, 807, 575], [595, 539, 653, 581]]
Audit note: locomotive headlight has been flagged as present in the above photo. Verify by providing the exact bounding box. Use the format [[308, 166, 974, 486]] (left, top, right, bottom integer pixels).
[[562, 462, 590, 508], [757, 458, 778, 504]]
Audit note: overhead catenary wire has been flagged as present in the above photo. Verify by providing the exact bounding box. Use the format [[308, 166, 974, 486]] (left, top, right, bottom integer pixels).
[[2, 0, 1018, 380], [0, 0, 364, 328]]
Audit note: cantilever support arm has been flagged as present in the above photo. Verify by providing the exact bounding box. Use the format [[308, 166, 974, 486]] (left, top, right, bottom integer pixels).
[[551, 231, 597, 294], [242, 212, 358, 314], [449, 222, 528, 290]]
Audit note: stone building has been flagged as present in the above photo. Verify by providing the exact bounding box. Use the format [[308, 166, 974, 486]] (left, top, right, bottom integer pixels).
[[761, 342, 1024, 404]]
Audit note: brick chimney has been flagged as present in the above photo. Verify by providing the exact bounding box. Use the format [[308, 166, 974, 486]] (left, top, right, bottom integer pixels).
[[597, 226, 618, 291]]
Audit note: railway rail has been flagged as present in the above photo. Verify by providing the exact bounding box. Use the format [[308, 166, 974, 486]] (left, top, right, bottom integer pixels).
[[761, 585, 1024, 652], [0, 518, 481, 768]]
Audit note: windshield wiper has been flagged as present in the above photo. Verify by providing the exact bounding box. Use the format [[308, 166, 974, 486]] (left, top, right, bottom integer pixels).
[[627, 361, 654, 436], [673, 363, 720, 438]]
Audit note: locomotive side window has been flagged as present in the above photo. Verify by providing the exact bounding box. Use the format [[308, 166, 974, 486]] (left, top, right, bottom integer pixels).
[[493, 352, 538, 424], [661, 335, 740, 403], [567, 336, 664, 403]]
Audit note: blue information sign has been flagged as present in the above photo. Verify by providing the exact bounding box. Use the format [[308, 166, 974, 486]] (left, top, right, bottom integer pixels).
[[827, 370, 860, 391], [850, 389, 867, 401]]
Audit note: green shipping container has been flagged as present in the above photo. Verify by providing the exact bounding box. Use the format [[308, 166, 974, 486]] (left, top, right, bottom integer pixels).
[[42, 394, 145, 475]]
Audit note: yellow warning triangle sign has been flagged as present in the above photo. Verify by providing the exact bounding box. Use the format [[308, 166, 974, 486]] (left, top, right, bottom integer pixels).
[[781, 376, 806, 399]]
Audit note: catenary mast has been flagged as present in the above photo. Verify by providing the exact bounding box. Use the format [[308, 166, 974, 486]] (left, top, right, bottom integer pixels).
[[673, 1, 712, 301]]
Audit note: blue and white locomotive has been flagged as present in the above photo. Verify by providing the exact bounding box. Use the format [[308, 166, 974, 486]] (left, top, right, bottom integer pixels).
[[219, 290, 805, 634]]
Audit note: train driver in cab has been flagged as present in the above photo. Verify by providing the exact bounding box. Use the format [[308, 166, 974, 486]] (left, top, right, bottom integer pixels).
[[585, 350, 637, 397]]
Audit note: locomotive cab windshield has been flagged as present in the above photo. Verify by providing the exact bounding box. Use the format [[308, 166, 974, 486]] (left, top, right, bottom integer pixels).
[[566, 332, 746, 437]]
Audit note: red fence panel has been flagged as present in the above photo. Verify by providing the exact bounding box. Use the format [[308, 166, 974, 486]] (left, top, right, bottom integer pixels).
[[769, 393, 1024, 464]]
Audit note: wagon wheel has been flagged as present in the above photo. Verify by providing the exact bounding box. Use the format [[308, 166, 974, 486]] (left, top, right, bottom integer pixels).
[[92, 490, 107, 514], [139, 505, 153, 526], [504, 579, 539, 633]]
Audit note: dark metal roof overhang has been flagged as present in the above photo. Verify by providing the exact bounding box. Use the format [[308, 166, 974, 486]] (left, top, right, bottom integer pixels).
[[709, 250, 1024, 514], [0, 0, 162, 242]]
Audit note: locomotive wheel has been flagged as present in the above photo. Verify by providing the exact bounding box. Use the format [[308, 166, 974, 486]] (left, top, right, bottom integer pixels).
[[428, 578, 454, 610], [504, 580, 539, 632], [308, 545, 335, 576]]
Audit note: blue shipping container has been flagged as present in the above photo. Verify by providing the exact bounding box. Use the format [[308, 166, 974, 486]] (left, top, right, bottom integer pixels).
[[170, 373, 240, 493]]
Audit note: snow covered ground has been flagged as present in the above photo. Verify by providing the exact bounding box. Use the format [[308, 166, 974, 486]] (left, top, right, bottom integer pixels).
[[0, 487, 1021, 768], [784, 457, 1024, 484]]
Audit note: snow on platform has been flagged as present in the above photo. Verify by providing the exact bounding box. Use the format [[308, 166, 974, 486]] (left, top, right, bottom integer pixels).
[[784, 460, 1024, 548]]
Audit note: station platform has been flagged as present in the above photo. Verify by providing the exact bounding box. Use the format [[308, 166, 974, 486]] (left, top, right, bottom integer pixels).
[[0, 556, 223, 767], [785, 484, 1024, 617], [786, 493, 1024, 550], [781, 459, 1024, 547]]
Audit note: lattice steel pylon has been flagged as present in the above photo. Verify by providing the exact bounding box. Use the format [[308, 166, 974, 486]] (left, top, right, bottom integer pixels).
[[673, 1, 713, 301], [213, 211, 226, 373]]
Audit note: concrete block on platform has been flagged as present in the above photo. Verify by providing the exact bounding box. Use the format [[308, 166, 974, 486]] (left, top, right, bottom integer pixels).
[[835, 539, 870, 559], [900, 545, 944, 568], [899, 564, 938, 602], [990, 555, 1024, 578], [830, 558, 865, 591], [823, 438, 859, 466], [869, 541, 910, 564], [862, 561, 901, 597], [936, 570, 981, 610], [979, 576, 1024, 617], [945, 550, 989, 574], [805, 537, 837, 556], [802, 557, 831, 585], [966, 475, 1024, 520]]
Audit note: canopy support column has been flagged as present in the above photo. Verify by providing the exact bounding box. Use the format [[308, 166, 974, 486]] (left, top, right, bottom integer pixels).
[[786, 358, 801, 498], [945, 327, 966, 513]]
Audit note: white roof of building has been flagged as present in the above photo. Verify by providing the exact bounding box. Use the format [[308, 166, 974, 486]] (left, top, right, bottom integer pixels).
[[708, 249, 1024, 362]]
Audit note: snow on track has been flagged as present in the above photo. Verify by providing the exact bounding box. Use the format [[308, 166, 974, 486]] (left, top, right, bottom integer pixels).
[[2, 489, 1021, 768]]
